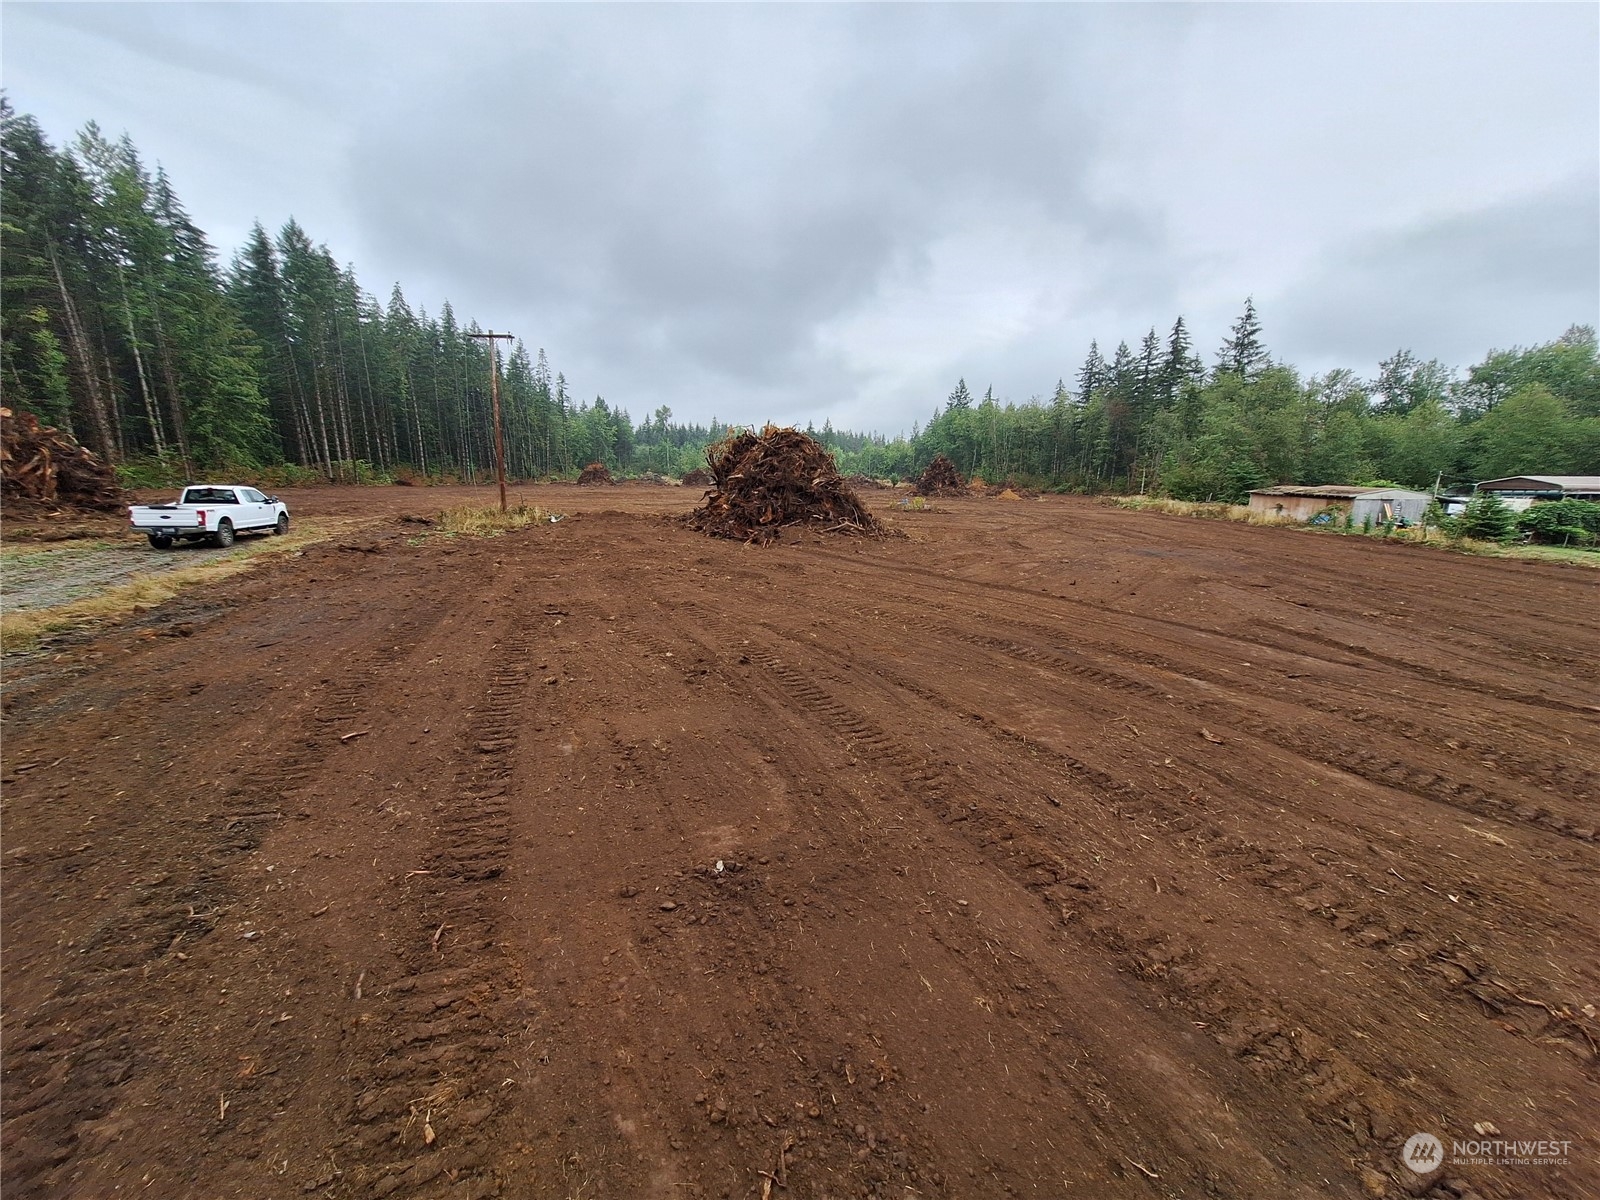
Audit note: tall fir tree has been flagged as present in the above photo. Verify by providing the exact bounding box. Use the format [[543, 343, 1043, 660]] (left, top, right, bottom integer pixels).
[[1217, 297, 1269, 379]]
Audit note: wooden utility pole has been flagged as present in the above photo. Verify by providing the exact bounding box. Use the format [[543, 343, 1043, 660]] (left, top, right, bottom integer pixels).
[[468, 331, 515, 512]]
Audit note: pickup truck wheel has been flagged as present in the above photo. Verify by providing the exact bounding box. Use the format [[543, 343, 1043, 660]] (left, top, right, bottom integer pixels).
[[147, 534, 174, 550], [273, 513, 289, 536], [213, 519, 235, 548]]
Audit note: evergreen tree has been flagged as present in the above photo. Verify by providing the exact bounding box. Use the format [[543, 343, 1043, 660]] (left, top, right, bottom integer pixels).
[[1076, 340, 1106, 400], [1160, 315, 1200, 403], [1456, 490, 1515, 541], [1217, 297, 1269, 379]]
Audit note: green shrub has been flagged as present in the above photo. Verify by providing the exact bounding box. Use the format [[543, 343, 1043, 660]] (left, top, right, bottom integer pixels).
[[251, 461, 325, 489], [115, 454, 186, 490], [1516, 498, 1600, 546], [1457, 491, 1516, 542]]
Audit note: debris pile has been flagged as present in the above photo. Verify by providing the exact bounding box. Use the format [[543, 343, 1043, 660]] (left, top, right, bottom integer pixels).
[[910, 454, 965, 497], [624, 472, 671, 486], [681, 467, 713, 487], [576, 461, 615, 486], [687, 425, 884, 545], [844, 473, 889, 490], [1, 407, 125, 512], [981, 478, 1040, 499]]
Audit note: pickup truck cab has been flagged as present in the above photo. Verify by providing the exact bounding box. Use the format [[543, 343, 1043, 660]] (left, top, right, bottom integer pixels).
[[128, 485, 289, 549]]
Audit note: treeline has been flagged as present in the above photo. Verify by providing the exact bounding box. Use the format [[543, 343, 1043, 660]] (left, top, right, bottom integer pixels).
[[835, 304, 1600, 497], [1, 98, 630, 484], [4, 98, 1597, 499]]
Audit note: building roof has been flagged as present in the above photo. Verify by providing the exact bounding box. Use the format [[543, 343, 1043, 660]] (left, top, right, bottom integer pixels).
[[1352, 488, 1431, 500], [1476, 476, 1600, 492], [1249, 485, 1380, 499]]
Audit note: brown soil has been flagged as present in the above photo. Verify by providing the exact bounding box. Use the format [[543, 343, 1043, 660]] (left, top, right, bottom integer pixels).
[[3, 486, 1596, 1200]]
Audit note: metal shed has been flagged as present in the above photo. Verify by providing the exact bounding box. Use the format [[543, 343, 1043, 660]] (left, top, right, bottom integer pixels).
[[1350, 488, 1431, 527], [1247, 485, 1377, 522]]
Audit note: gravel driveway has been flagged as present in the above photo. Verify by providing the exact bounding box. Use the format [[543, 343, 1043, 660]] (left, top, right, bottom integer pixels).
[[2, 537, 240, 611]]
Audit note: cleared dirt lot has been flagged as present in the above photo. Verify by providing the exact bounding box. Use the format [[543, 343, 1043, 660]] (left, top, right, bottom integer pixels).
[[2, 486, 1596, 1199]]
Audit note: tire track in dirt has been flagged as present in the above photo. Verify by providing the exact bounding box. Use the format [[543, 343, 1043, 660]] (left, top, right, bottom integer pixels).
[[489, 603, 969, 1197], [488, 592, 1147, 1194], [821, 543, 1598, 715], [940, 618, 1598, 843], [321, 613, 544, 1200], [661, 596, 1409, 1197], [591, 599, 1334, 1196], [674, 594, 1600, 1197], [743, 604, 1600, 1085], [0, 597, 453, 1199]]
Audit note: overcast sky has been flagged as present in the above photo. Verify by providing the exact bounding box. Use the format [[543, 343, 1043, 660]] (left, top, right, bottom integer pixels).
[[5, 2, 1596, 434]]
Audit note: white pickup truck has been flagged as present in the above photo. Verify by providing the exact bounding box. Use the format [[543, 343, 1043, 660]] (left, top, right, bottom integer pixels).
[[128, 484, 289, 549]]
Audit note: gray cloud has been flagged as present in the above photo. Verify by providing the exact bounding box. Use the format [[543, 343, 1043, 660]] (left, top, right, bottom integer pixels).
[[350, 6, 1153, 419], [1274, 174, 1600, 374], [5, 2, 1597, 431]]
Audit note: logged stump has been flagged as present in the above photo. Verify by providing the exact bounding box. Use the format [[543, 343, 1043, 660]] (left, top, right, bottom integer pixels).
[[577, 461, 615, 486], [910, 454, 964, 497], [688, 425, 884, 545], [1, 407, 125, 513]]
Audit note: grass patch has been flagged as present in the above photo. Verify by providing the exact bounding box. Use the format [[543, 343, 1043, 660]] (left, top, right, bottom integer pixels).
[[1105, 495, 1598, 567], [1, 540, 122, 565], [433, 502, 558, 538], [1448, 539, 1600, 568], [0, 519, 354, 652], [1104, 496, 1294, 526]]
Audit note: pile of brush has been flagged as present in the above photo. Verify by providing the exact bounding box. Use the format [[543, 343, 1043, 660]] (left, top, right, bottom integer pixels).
[[909, 454, 964, 497], [576, 461, 615, 486], [844, 473, 889, 490], [687, 425, 883, 545], [1, 407, 124, 512]]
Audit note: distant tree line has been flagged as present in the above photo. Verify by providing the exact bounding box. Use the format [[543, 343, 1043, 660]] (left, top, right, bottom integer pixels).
[[4, 99, 1596, 498], [832, 302, 1600, 498]]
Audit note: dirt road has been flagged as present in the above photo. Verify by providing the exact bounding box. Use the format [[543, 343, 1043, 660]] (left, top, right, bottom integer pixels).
[[3, 487, 1596, 1199]]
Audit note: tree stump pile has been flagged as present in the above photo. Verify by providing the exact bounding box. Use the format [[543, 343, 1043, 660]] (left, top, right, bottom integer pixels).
[[576, 461, 615, 486], [1, 407, 125, 512], [687, 425, 883, 545], [909, 454, 964, 497], [680, 467, 713, 487]]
